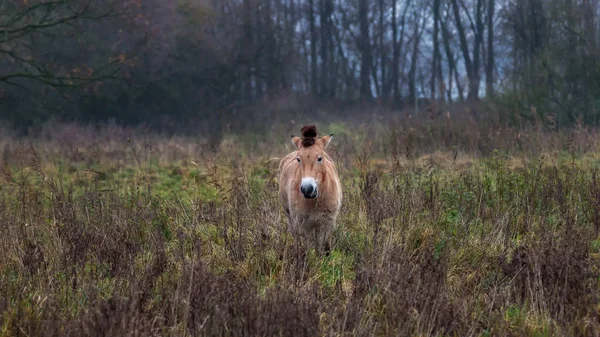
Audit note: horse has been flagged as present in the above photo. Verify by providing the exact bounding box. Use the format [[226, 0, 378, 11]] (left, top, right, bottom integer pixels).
[[278, 125, 342, 254]]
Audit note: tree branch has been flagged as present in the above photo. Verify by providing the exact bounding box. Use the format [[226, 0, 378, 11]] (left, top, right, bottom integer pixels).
[[0, 0, 119, 43], [0, 61, 120, 88]]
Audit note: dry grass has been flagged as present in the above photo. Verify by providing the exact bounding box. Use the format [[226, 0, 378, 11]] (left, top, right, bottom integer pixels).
[[1, 119, 600, 336]]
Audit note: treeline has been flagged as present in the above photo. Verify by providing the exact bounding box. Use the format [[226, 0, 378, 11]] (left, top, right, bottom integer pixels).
[[1, 0, 600, 133]]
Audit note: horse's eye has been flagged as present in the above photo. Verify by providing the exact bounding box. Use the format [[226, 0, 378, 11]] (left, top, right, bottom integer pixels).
[[317, 156, 323, 162], [296, 157, 301, 163]]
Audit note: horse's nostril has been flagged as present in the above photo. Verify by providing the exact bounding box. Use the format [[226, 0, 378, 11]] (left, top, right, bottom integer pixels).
[[300, 178, 318, 198], [301, 184, 316, 196]]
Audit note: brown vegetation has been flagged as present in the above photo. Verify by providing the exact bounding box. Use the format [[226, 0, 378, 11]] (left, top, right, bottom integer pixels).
[[1, 118, 600, 336]]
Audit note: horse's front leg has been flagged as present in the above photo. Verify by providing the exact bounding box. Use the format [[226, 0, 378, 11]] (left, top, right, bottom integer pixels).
[[314, 220, 335, 255], [291, 214, 310, 250]]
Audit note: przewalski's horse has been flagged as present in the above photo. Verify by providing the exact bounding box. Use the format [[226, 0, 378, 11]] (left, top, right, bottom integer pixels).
[[278, 125, 342, 253]]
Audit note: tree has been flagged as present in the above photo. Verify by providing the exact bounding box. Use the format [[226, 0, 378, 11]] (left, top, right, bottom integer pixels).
[[319, 0, 334, 98], [309, 0, 318, 96], [358, 0, 372, 101], [486, 0, 495, 98], [377, 0, 386, 100], [0, 1, 121, 97], [450, 0, 485, 101], [408, 8, 425, 105], [391, 0, 411, 104], [431, 0, 442, 101]]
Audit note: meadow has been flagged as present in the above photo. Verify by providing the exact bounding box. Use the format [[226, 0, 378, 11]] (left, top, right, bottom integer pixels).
[[1, 117, 600, 336]]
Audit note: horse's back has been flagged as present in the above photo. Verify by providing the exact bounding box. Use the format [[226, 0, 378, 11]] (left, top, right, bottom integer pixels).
[[278, 151, 297, 211]]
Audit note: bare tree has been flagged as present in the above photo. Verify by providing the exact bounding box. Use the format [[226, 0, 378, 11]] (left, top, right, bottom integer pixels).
[[450, 0, 485, 101], [309, 0, 318, 96], [431, 0, 442, 101], [408, 9, 425, 105], [378, 0, 386, 100], [0, 1, 121, 94], [486, 0, 495, 98], [358, 0, 373, 101], [319, 0, 335, 97]]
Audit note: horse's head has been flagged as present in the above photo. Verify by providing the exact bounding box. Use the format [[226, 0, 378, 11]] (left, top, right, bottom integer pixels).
[[290, 125, 334, 199]]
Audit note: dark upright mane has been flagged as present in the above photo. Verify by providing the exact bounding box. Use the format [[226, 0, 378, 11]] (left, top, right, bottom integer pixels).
[[301, 125, 317, 147]]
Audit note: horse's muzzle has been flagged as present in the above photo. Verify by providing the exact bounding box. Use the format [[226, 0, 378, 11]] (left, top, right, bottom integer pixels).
[[300, 184, 318, 199]]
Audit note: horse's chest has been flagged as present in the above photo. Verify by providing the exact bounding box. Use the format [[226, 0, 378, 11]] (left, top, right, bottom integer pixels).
[[292, 200, 336, 215], [294, 212, 329, 231]]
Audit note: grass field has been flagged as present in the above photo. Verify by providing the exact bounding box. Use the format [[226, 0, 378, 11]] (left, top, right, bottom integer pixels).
[[1, 120, 600, 336]]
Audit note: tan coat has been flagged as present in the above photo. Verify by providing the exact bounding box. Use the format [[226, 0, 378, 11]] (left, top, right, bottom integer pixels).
[[278, 131, 342, 253]]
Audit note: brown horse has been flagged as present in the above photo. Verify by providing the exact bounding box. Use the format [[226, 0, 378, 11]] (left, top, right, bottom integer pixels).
[[278, 125, 342, 253]]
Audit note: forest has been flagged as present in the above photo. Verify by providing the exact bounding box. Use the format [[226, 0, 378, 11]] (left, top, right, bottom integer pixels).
[[2, 0, 600, 133]]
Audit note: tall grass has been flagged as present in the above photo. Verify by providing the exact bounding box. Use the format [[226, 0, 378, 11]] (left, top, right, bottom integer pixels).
[[1, 119, 600, 336]]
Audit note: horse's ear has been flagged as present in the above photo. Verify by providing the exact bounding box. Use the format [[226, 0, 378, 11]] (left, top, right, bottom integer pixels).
[[320, 134, 334, 149], [291, 136, 302, 149]]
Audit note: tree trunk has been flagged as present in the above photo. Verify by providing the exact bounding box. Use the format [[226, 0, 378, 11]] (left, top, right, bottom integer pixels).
[[450, 0, 477, 101], [471, 0, 485, 101], [441, 5, 463, 102], [289, 0, 296, 89], [379, 0, 387, 101], [254, 3, 264, 97], [358, 0, 372, 101], [309, 0, 318, 96], [320, 0, 328, 97], [327, 0, 336, 98], [408, 11, 423, 106], [242, 0, 254, 101], [391, 0, 411, 104], [431, 0, 441, 100], [275, 0, 286, 90], [325, 0, 338, 98], [332, 25, 349, 98], [391, 0, 399, 102], [264, 0, 275, 93], [486, 0, 495, 98]]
